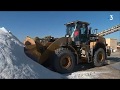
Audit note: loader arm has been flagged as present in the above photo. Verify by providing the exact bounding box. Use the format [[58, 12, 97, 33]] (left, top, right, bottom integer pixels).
[[39, 37, 68, 64]]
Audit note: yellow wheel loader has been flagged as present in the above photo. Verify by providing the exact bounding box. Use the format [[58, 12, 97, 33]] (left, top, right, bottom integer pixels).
[[23, 20, 112, 74]]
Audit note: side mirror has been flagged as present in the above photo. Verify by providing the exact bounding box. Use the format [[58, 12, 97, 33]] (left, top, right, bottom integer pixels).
[[88, 27, 92, 34], [94, 29, 98, 34]]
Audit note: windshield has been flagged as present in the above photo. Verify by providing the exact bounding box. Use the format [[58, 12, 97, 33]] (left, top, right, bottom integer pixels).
[[66, 23, 88, 37], [66, 24, 75, 36]]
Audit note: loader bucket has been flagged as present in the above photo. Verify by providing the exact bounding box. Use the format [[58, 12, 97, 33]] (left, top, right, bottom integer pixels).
[[24, 36, 68, 65], [24, 36, 44, 63]]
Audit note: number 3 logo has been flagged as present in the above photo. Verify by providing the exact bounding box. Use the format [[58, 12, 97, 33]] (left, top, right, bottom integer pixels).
[[110, 15, 113, 20]]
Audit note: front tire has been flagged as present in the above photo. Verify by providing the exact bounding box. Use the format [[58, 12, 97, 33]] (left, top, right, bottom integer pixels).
[[53, 48, 75, 74], [93, 48, 106, 67]]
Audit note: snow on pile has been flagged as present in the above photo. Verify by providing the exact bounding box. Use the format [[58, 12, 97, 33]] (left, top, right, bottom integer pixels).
[[0, 27, 65, 79]]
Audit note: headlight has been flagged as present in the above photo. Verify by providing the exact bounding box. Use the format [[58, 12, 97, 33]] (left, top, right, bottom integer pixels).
[[65, 34, 70, 37]]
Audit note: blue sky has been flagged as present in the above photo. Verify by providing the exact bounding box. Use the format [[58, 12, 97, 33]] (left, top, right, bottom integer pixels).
[[0, 11, 120, 42]]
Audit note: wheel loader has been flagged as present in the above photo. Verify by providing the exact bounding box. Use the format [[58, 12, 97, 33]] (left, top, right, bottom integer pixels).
[[23, 20, 112, 74]]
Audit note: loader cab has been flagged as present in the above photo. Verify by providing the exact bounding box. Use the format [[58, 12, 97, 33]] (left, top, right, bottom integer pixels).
[[65, 20, 90, 45]]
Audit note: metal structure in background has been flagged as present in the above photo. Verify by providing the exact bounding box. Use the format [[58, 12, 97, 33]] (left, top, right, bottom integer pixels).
[[97, 24, 120, 36]]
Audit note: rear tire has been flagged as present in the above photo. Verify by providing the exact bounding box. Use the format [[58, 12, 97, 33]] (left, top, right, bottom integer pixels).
[[53, 48, 75, 74], [93, 48, 105, 67]]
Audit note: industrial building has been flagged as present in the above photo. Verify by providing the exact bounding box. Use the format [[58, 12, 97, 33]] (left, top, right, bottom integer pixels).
[[106, 38, 117, 52]]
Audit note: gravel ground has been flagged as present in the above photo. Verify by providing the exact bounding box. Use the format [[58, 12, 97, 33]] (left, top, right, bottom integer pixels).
[[63, 51, 120, 79]]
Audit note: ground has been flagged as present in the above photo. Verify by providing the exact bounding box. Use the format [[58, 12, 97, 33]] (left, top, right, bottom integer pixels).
[[63, 51, 120, 79]]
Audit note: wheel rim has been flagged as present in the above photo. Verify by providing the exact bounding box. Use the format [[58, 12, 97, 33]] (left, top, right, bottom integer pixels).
[[97, 51, 104, 62], [60, 55, 72, 69]]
